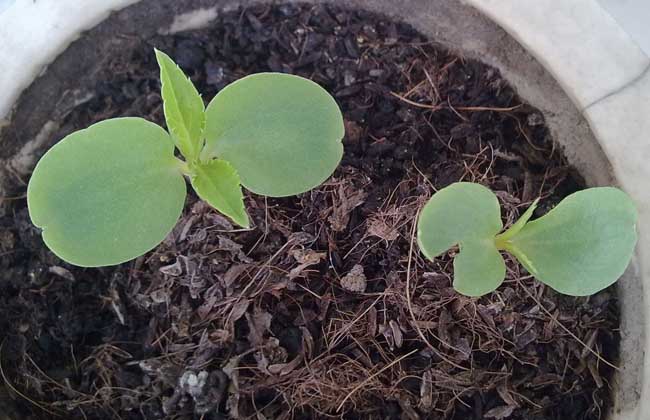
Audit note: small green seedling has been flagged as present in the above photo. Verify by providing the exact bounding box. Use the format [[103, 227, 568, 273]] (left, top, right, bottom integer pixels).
[[27, 50, 344, 267], [417, 182, 637, 296]]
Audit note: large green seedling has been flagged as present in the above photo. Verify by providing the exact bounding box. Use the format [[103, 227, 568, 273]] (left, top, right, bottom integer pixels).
[[417, 182, 637, 296], [27, 50, 344, 267]]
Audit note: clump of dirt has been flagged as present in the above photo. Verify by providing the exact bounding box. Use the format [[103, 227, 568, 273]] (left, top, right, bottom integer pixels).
[[0, 3, 618, 420]]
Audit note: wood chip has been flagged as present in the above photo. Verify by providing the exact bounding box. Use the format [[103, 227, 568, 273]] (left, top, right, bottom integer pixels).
[[329, 184, 366, 231], [48, 266, 75, 282], [221, 264, 249, 288], [389, 319, 403, 348], [229, 299, 250, 323], [205, 212, 234, 230], [178, 215, 197, 242], [581, 329, 598, 359], [588, 358, 604, 388], [497, 383, 519, 407], [246, 309, 272, 346], [340, 264, 367, 293], [367, 306, 378, 336], [367, 217, 399, 241], [288, 249, 326, 279], [268, 355, 302, 376], [484, 405, 516, 419], [438, 308, 452, 346], [110, 287, 126, 325], [288, 231, 316, 245], [300, 326, 314, 358], [160, 259, 183, 276], [420, 370, 433, 409], [291, 249, 326, 264]]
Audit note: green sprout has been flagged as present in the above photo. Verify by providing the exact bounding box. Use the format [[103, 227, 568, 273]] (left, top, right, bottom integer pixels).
[[417, 182, 637, 296], [27, 50, 344, 267]]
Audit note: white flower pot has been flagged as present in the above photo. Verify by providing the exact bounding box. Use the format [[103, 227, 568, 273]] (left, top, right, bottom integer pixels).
[[1, 1, 647, 419]]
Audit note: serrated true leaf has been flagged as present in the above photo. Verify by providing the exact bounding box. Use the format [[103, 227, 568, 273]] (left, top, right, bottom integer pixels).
[[505, 188, 637, 296], [27, 118, 187, 267], [191, 160, 249, 228], [155, 48, 205, 161], [203, 73, 344, 197], [417, 182, 505, 295]]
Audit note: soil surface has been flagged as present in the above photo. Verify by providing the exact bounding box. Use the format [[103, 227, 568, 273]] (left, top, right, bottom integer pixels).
[[0, 3, 619, 420]]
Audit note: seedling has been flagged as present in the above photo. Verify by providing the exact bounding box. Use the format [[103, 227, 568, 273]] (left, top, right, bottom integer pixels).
[[27, 50, 344, 267], [417, 182, 637, 296]]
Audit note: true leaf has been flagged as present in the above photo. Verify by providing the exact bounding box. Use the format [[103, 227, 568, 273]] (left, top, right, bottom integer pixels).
[[27, 118, 187, 267], [417, 182, 505, 295], [504, 188, 637, 296], [191, 159, 250, 228], [155, 48, 205, 161], [203, 73, 344, 197], [495, 198, 539, 245]]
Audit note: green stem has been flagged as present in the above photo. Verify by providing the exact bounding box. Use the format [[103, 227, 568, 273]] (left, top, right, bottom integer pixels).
[[494, 235, 510, 251], [175, 158, 192, 176]]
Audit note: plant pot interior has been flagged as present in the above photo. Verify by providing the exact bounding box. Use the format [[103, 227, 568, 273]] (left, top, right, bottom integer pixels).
[[0, 2, 622, 419]]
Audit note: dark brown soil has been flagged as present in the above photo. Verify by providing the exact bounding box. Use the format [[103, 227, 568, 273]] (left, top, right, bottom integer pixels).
[[0, 3, 619, 420]]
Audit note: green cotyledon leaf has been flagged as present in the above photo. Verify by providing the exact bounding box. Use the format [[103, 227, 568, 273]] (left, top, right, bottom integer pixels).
[[27, 118, 187, 267], [155, 48, 205, 161], [191, 159, 250, 228], [453, 238, 506, 297], [503, 187, 637, 296], [202, 72, 344, 197], [417, 182, 505, 296]]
